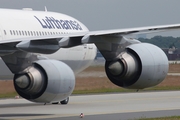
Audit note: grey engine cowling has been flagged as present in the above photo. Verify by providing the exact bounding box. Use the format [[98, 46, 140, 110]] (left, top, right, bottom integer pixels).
[[14, 59, 75, 103], [105, 43, 168, 89]]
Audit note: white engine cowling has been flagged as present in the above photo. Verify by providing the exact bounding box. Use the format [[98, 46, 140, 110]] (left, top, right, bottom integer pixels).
[[105, 43, 169, 89], [14, 60, 75, 103]]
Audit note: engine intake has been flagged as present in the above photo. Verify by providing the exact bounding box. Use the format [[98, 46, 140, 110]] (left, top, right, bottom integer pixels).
[[105, 43, 169, 89], [14, 60, 75, 103]]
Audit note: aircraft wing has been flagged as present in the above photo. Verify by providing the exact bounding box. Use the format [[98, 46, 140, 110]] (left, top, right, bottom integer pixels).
[[86, 23, 180, 36], [1, 23, 180, 55]]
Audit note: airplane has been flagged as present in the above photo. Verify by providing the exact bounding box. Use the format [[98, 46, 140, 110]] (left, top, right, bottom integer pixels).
[[0, 8, 180, 105]]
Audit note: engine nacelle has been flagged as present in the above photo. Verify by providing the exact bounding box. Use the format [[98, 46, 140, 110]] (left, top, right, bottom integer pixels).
[[105, 43, 168, 89], [14, 60, 75, 103]]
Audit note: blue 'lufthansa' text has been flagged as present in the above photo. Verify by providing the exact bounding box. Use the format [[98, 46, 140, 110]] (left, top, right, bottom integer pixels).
[[34, 16, 83, 30]]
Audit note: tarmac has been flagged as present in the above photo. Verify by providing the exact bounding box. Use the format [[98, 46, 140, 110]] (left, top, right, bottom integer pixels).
[[0, 91, 180, 120]]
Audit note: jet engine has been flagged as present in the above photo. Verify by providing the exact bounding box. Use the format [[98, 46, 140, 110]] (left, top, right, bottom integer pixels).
[[105, 43, 168, 89], [13, 59, 75, 103]]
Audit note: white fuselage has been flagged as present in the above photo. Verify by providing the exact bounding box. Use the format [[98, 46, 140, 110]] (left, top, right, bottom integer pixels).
[[0, 8, 97, 79]]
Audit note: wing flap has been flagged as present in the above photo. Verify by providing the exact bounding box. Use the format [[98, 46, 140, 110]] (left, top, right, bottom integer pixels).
[[16, 39, 60, 54], [59, 36, 83, 48], [0, 42, 18, 56]]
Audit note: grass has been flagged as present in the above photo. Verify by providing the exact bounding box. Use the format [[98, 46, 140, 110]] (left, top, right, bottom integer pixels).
[[137, 116, 180, 120], [73, 86, 180, 94], [3, 84, 180, 98], [1, 64, 180, 97], [73, 88, 135, 94], [0, 92, 18, 99], [2, 86, 180, 98]]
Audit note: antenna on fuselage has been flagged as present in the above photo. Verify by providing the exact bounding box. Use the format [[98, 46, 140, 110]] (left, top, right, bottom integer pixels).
[[45, 6, 48, 12]]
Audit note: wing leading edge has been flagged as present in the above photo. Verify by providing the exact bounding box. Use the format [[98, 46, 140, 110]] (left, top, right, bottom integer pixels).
[[85, 23, 180, 37]]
